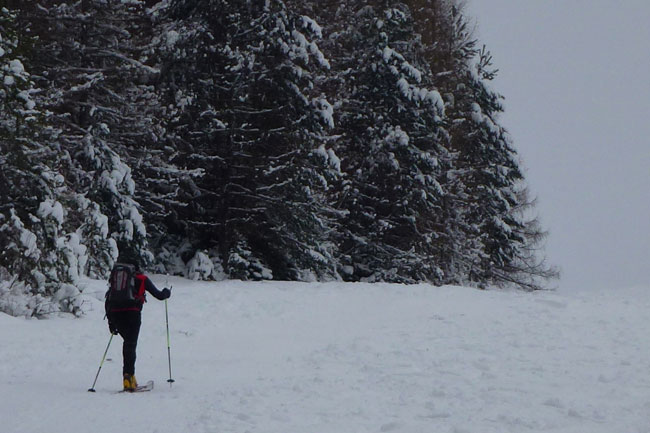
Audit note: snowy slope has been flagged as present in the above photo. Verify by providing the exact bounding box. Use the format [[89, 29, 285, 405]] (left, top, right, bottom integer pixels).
[[1, 278, 649, 433]]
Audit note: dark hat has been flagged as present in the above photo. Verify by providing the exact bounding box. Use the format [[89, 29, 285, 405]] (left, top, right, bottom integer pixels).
[[117, 249, 142, 272]]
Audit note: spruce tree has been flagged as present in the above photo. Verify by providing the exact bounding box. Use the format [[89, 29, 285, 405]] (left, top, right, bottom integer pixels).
[[412, 1, 557, 288], [155, 0, 339, 280], [322, 2, 450, 283], [0, 7, 85, 316], [21, 0, 155, 270], [453, 47, 556, 289]]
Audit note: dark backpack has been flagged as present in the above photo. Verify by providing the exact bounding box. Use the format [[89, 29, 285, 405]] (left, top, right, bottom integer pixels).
[[106, 263, 143, 305]]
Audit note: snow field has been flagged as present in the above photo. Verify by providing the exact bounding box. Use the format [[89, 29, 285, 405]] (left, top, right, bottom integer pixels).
[[1, 278, 650, 433]]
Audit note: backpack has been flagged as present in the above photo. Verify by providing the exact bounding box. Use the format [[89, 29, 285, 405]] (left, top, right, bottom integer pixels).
[[106, 263, 144, 305]]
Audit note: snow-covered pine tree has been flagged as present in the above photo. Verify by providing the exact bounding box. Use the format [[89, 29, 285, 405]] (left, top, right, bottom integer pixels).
[[322, 1, 450, 283], [453, 47, 557, 289], [154, 0, 339, 280], [403, 0, 481, 284], [21, 1, 155, 271], [0, 7, 86, 316], [413, 1, 557, 289]]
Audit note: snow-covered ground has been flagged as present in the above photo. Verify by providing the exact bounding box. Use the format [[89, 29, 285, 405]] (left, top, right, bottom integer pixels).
[[1, 277, 649, 433]]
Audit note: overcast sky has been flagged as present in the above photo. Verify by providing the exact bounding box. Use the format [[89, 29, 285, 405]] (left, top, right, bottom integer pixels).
[[465, 0, 650, 291]]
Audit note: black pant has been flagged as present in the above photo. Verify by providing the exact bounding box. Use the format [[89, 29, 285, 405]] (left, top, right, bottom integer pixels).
[[110, 310, 141, 376]]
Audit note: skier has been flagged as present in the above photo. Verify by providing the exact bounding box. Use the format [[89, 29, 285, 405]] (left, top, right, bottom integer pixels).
[[105, 257, 171, 391]]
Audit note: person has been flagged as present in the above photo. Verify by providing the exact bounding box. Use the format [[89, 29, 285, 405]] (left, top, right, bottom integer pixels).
[[105, 259, 171, 391]]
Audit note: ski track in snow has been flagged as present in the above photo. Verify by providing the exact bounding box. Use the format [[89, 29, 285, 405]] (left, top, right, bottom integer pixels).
[[1, 278, 650, 433]]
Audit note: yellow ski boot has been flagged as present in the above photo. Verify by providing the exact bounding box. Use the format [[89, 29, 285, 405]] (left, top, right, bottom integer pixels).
[[123, 373, 138, 391]]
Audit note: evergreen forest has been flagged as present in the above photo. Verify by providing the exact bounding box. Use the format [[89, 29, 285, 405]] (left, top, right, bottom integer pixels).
[[0, 0, 557, 316]]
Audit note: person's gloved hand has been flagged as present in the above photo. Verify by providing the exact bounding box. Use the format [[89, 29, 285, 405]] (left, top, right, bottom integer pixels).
[[162, 288, 171, 299], [108, 320, 119, 335]]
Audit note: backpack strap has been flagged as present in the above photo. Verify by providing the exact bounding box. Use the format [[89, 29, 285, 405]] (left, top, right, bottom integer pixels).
[[134, 274, 147, 304]]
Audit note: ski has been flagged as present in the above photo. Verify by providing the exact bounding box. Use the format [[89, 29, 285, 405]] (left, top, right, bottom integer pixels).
[[117, 380, 154, 393]]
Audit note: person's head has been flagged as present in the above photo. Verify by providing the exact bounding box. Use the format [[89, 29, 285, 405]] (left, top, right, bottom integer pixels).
[[116, 250, 142, 273]]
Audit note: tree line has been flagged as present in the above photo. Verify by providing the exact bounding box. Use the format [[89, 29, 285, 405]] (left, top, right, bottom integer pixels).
[[0, 0, 557, 316]]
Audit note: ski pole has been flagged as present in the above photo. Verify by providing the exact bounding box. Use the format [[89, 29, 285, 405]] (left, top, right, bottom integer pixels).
[[88, 333, 114, 392], [165, 293, 175, 385]]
